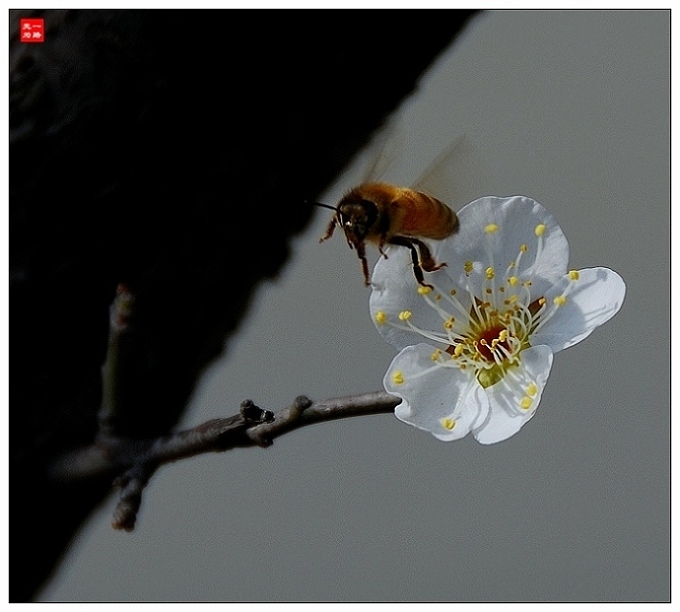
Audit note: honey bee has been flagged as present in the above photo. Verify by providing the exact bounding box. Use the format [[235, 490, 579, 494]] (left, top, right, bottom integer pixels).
[[314, 183, 458, 288], [311, 131, 483, 287]]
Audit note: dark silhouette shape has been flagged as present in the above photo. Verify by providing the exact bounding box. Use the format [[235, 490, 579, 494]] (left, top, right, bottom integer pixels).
[[10, 9, 478, 601]]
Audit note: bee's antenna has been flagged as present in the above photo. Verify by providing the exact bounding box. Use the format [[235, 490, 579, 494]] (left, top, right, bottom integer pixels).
[[305, 200, 338, 212]]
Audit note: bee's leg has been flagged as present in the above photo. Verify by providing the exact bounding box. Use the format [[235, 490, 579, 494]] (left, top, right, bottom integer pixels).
[[377, 234, 389, 259], [356, 242, 371, 286], [319, 217, 337, 243], [409, 238, 447, 272], [388, 236, 431, 288]]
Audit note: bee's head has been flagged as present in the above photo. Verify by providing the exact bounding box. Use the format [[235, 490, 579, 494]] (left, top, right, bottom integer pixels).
[[336, 194, 378, 246], [307, 189, 378, 249]]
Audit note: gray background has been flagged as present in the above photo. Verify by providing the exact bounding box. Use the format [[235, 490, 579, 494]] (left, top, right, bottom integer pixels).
[[40, 10, 669, 602]]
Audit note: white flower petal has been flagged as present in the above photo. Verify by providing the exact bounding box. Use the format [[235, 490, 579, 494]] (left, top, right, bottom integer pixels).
[[435, 196, 570, 298], [532, 267, 626, 353], [473, 345, 554, 444], [370, 252, 469, 351], [385, 343, 489, 441], [434, 382, 490, 442]]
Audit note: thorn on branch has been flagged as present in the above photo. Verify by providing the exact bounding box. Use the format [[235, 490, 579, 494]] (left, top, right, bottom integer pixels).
[[240, 399, 275, 424], [294, 395, 312, 411]]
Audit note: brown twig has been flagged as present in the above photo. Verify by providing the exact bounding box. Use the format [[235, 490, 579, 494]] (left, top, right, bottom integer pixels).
[[48, 283, 400, 530], [51, 392, 399, 530], [97, 283, 141, 439]]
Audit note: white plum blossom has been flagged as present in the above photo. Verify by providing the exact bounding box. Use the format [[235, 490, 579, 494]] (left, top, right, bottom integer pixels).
[[370, 195, 626, 444]]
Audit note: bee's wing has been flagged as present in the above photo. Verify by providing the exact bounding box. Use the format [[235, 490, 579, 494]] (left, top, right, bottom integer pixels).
[[355, 117, 488, 207], [358, 117, 407, 184], [411, 135, 488, 210]]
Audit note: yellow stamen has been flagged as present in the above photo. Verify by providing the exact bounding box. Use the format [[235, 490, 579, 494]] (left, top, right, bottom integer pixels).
[[569, 270, 580, 281], [392, 371, 404, 385], [527, 383, 538, 397], [520, 396, 533, 410], [485, 266, 495, 280], [535, 224, 546, 236], [507, 276, 518, 286], [553, 295, 567, 306], [464, 260, 473, 275], [374, 310, 387, 325], [399, 310, 413, 321], [417, 286, 432, 295], [485, 223, 499, 234], [441, 417, 456, 430]]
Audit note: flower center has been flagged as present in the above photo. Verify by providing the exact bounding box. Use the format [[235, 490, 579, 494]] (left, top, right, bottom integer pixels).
[[475, 324, 510, 362]]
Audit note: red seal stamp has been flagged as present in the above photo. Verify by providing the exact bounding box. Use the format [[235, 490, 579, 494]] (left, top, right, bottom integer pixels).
[[20, 18, 45, 43]]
